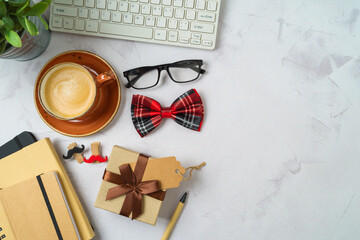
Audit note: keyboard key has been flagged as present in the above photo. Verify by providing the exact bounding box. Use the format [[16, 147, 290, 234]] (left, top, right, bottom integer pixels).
[[191, 33, 201, 39], [85, 0, 95, 7], [179, 37, 189, 43], [162, 0, 171, 6], [112, 12, 122, 22], [190, 38, 200, 44], [130, 3, 140, 13], [179, 20, 188, 30], [173, 0, 183, 7], [53, 6, 77, 17], [164, 7, 173, 17], [90, 9, 100, 19], [154, 29, 166, 40], [175, 8, 184, 18], [54, 0, 72, 5], [140, 0, 149, 2], [135, 15, 144, 25], [63, 18, 74, 29], [197, 11, 216, 22], [75, 19, 85, 30], [100, 23, 153, 38], [141, 5, 151, 14], [184, 0, 194, 8], [101, 11, 111, 20], [145, 16, 155, 26], [202, 39, 212, 46], [86, 20, 98, 32], [74, 0, 83, 6], [52, 16, 62, 28], [196, 0, 205, 9], [190, 22, 214, 33], [186, 9, 195, 19], [119, 2, 128, 12], [168, 30, 178, 41], [168, 19, 177, 29], [207, 1, 217, 11], [79, 8, 88, 18], [107, 1, 117, 10], [151, 0, 160, 4], [153, 6, 162, 16], [123, 14, 133, 23], [96, 0, 105, 9], [179, 31, 190, 39], [157, 17, 166, 28]]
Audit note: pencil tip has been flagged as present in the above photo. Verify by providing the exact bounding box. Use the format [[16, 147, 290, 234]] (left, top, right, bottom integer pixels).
[[180, 192, 188, 203]]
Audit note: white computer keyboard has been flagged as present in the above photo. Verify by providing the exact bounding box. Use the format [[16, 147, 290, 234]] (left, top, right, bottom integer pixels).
[[50, 0, 221, 50]]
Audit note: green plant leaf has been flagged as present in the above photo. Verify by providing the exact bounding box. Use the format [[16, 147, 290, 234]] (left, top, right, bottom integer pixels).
[[42, 0, 52, 4], [24, 2, 48, 16], [24, 17, 38, 35], [0, 39, 6, 55], [17, 15, 26, 29], [2, 16, 15, 30], [15, 0, 29, 15], [39, 15, 48, 30], [0, 1, 6, 18], [0, 19, 4, 29], [5, 30, 22, 47]]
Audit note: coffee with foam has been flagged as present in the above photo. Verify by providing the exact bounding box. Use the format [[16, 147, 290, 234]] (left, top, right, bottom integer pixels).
[[40, 63, 96, 119]]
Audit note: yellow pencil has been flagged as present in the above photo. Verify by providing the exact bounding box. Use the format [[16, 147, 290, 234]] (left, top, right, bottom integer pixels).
[[161, 192, 188, 240]]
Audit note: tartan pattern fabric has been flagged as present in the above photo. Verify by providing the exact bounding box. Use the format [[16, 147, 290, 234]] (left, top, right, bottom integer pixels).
[[131, 89, 204, 137]]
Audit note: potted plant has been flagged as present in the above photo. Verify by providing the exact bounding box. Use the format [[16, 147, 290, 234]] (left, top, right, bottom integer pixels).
[[0, 0, 51, 61]]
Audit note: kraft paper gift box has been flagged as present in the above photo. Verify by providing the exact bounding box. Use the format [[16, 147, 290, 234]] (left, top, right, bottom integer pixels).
[[94, 146, 167, 225]]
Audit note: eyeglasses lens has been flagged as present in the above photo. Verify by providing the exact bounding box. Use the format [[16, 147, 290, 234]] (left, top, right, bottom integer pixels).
[[128, 68, 159, 89], [168, 62, 201, 82]]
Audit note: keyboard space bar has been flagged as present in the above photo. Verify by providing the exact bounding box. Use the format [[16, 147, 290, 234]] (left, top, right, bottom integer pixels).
[[100, 23, 153, 39]]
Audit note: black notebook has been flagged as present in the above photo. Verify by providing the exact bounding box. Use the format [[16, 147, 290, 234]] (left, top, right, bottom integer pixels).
[[0, 131, 37, 159]]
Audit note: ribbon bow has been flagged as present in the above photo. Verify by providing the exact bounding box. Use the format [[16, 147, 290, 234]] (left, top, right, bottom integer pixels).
[[131, 88, 204, 137], [103, 154, 166, 219]]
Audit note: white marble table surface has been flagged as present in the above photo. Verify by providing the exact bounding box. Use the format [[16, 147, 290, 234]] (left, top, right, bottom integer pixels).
[[1, 1, 360, 239]]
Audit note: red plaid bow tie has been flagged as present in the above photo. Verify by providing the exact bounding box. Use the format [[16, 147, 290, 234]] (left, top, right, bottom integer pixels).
[[131, 89, 204, 137]]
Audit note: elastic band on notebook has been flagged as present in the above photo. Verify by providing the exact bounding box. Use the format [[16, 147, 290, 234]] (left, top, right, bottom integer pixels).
[[14, 136, 23, 149], [36, 175, 63, 240]]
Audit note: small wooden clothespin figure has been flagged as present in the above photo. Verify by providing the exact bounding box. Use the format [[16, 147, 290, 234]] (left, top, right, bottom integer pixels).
[[84, 142, 108, 163], [63, 143, 85, 164]]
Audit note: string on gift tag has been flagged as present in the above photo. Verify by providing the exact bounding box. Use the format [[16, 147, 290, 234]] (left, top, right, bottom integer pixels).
[[178, 162, 206, 181]]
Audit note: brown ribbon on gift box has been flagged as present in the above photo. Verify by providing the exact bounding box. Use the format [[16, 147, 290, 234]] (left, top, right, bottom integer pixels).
[[102, 154, 166, 219]]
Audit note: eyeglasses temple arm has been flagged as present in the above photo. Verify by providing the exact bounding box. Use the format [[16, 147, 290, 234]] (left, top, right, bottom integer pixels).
[[171, 64, 206, 74], [188, 66, 206, 74]]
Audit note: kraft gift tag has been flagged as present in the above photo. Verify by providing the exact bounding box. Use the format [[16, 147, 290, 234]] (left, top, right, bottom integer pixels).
[[128, 156, 185, 189]]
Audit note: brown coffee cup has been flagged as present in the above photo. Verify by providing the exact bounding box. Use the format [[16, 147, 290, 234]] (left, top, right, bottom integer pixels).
[[38, 62, 115, 121]]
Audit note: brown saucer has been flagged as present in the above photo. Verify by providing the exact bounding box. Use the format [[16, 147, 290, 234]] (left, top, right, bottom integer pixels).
[[34, 50, 121, 137]]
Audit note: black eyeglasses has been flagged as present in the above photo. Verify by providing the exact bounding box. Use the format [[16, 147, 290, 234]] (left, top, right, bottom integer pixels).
[[123, 59, 205, 89]]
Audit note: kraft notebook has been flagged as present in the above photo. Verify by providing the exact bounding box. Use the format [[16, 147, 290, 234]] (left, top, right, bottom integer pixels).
[[0, 138, 95, 240], [0, 172, 80, 240]]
